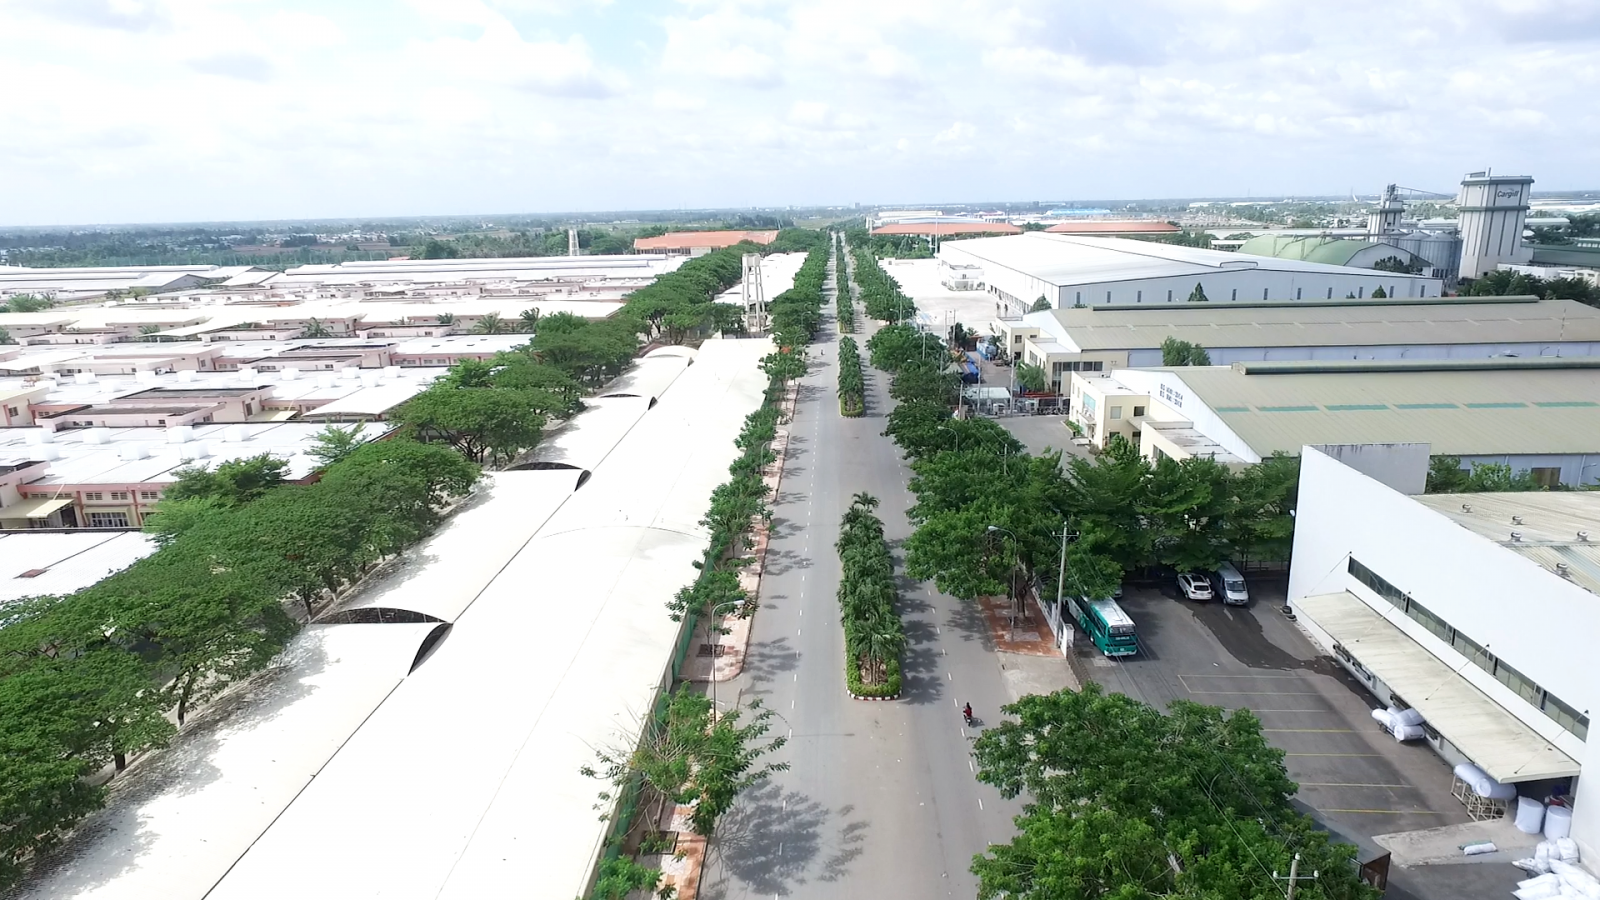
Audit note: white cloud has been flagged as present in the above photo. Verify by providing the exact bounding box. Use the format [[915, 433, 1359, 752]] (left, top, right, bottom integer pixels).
[[0, 0, 1596, 223]]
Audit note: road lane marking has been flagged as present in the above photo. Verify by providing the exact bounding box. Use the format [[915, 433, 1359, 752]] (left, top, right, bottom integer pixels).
[[978, 798, 984, 810], [1265, 728, 1355, 733], [968, 759, 974, 773], [1318, 808, 1450, 815], [1299, 782, 1413, 788], [947, 672, 952, 680], [1286, 752, 1384, 758]]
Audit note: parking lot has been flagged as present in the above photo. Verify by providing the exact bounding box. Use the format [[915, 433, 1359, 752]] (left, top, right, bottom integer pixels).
[[1074, 575, 1468, 839]]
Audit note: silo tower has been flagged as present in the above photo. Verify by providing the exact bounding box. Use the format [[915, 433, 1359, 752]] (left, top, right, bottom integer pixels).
[[1366, 184, 1406, 236], [1456, 171, 1533, 279]]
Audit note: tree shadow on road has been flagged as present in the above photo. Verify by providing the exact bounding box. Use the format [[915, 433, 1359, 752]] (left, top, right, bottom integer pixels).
[[701, 781, 868, 899], [898, 617, 944, 706], [942, 598, 993, 649], [762, 543, 814, 576], [742, 635, 802, 690]]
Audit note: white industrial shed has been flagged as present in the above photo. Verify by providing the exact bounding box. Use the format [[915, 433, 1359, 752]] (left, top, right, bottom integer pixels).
[[1289, 446, 1598, 860], [14, 339, 776, 900], [940, 232, 1443, 315], [206, 337, 773, 900]]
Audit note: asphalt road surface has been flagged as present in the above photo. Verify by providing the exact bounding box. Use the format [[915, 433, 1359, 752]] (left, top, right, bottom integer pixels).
[[699, 246, 1024, 900]]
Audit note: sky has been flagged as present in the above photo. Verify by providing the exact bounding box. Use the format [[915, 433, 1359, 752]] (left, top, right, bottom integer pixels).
[[1, 0, 1598, 226]]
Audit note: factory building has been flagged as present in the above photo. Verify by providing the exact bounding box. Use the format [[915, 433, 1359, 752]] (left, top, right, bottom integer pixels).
[[1001, 296, 1600, 391], [1289, 445, 1595, 861], [1067, 358, 1600, 486], [1458, 172, 1535, 279], [940, 232, 1443, 316]]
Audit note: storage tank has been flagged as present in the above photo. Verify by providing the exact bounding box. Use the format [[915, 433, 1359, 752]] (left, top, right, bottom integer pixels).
[[1457, 171, 1533, 278]]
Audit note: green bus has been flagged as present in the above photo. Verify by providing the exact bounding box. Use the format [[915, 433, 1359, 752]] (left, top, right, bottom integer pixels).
[[1068, 596, 1139, 657]]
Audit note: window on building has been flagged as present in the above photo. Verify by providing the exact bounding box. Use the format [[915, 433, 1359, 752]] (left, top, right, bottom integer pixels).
[[88, 512, 130, 528], [1327, 287, 1334, 299], [1493, 658, 1544, 706], [1358, 287, 1365, 298], [1296, 288, 1303, 300], [1452, 631, 1495, 674], [1105, 291, 1112, 304], [1348, 558, 1407, 608], [1406, 598, 1453, 644], [1543, 693, 1590, 741], [1167, 290, 1174, 302], [1075, 292, 1082, 304], [1133, 406, 1146, 417], [1109, 406, 1123, 419], [1530, 467, 1562, 489], [1263, 288, 1270, 300], [1136, 290, 1142, 303], [1231, 289, 1237, 301], [83, 492, 103, 501], [139, 490, 160, 500]]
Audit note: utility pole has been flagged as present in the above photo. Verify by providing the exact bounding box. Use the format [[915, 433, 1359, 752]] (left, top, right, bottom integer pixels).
[[1273, 853, 1317, 900]]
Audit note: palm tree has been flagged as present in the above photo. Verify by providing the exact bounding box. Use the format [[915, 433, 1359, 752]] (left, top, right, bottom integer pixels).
[[301, 318, 333, 339], [436, 313, 456, 326], [851, 492, 878, 512], [518, 308, 541, 333], [474, 314, 506, 335]]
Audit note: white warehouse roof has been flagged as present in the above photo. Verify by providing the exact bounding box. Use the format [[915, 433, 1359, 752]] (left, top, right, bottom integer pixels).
[[944, 232, 1439, 288]]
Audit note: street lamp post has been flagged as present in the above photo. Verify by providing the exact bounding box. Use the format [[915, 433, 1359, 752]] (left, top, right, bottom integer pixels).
[[707, 599, 744, 718], [1054, 526, 1079, 650], [986, 525, 1022, 641]]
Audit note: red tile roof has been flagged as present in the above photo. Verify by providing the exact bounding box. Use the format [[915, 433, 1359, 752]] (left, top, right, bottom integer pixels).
[[870, 223, 1023, 236], [633, 230, 779, 251], [1044, 221, 1180, 234]]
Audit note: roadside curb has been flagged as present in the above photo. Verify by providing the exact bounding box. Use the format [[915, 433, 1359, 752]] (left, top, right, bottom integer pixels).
[[848, 692, 901, 701]]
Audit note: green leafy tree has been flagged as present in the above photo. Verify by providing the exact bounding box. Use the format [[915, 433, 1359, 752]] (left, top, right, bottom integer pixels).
[[1373, 255, 1424, 275], [584, 686, 788, 838], [1160, 336, 1212, 366], [308, 422, 367, 468], [1029, 295, 1052, 312], [473, 313, 507, 335], [141, 495, 228, 546], [1370, 286, 1388, 298], [517, 308, 542, 333], [393, 382, 546, 465], [1425, 455, 1471, 493], [971, 685, 1376, 900], [0, 327, 12, 345], [1015, 362, 1048, 393], [4, 294, 53, 313], [162, 453, 289, 506], [300, 318, 333, 338], [1186, 283, 1209, 303], [436, 313, 457, 326]]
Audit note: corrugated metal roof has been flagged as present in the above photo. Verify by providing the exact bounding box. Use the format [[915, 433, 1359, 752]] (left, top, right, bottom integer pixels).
[[1415, 492, 1600, 595], [1045, 221, 1179, 234], [1297, 591, 1579, 784], [872, 223, 1022, 236], [1166, 363, 1600, 456], [632, 230, 777, 250], [943, 232, 1437, 287], [1038, 296, 1600, 351]]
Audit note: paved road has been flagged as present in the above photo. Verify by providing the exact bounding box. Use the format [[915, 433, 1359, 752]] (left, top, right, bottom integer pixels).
[[700, 245, 1023, 899]]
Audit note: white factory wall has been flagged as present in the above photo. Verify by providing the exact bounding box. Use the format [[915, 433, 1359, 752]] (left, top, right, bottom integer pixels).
[[1456, 454, 1600, 488], [1289, 447, 1600, 860], [1124, 342, 1600, 367], [1110, 369, 1263, 463], [939, 244, 1442, 312]]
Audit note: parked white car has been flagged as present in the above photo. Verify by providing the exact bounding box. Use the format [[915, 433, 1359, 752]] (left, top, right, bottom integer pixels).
[[1178, 572, 1213, 601]]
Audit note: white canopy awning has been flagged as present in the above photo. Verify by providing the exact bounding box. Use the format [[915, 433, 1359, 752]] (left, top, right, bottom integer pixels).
[[1298, 591, 1580, 784]]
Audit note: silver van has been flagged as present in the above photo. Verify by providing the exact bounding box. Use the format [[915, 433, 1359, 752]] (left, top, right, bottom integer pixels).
[[1216, 561, 1249, 605]]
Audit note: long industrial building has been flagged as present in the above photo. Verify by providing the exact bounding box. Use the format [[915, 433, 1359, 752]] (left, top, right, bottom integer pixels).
[[15, 338, 775, 900], [1069, 358, 1600, 486], [1001, 296, 1600, 391], [1289, 445, 1595, 862], [941, 232, 1443, 316]]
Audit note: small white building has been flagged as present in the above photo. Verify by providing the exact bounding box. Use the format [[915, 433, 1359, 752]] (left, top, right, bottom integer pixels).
[[1289, 444, 1596, 862], [938, 232, 1443, 316]]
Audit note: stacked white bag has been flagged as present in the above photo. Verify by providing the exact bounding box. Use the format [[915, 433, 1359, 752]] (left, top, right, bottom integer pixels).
[[1514, 835, 1593, 900], [1372, 706, 1428, 741]]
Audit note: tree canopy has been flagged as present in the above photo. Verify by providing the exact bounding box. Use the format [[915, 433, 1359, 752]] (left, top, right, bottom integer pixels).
[[1160, 336, 1212, 366], [971, 684, 1377, 900]]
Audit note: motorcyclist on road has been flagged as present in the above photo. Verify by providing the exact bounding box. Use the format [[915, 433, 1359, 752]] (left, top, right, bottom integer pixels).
[[962, 703, 973, 724]]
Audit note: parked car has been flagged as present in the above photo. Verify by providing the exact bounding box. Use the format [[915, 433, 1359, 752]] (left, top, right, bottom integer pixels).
[[1177, 572, 1213, 601], [1215, 561, 1249, 605]]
